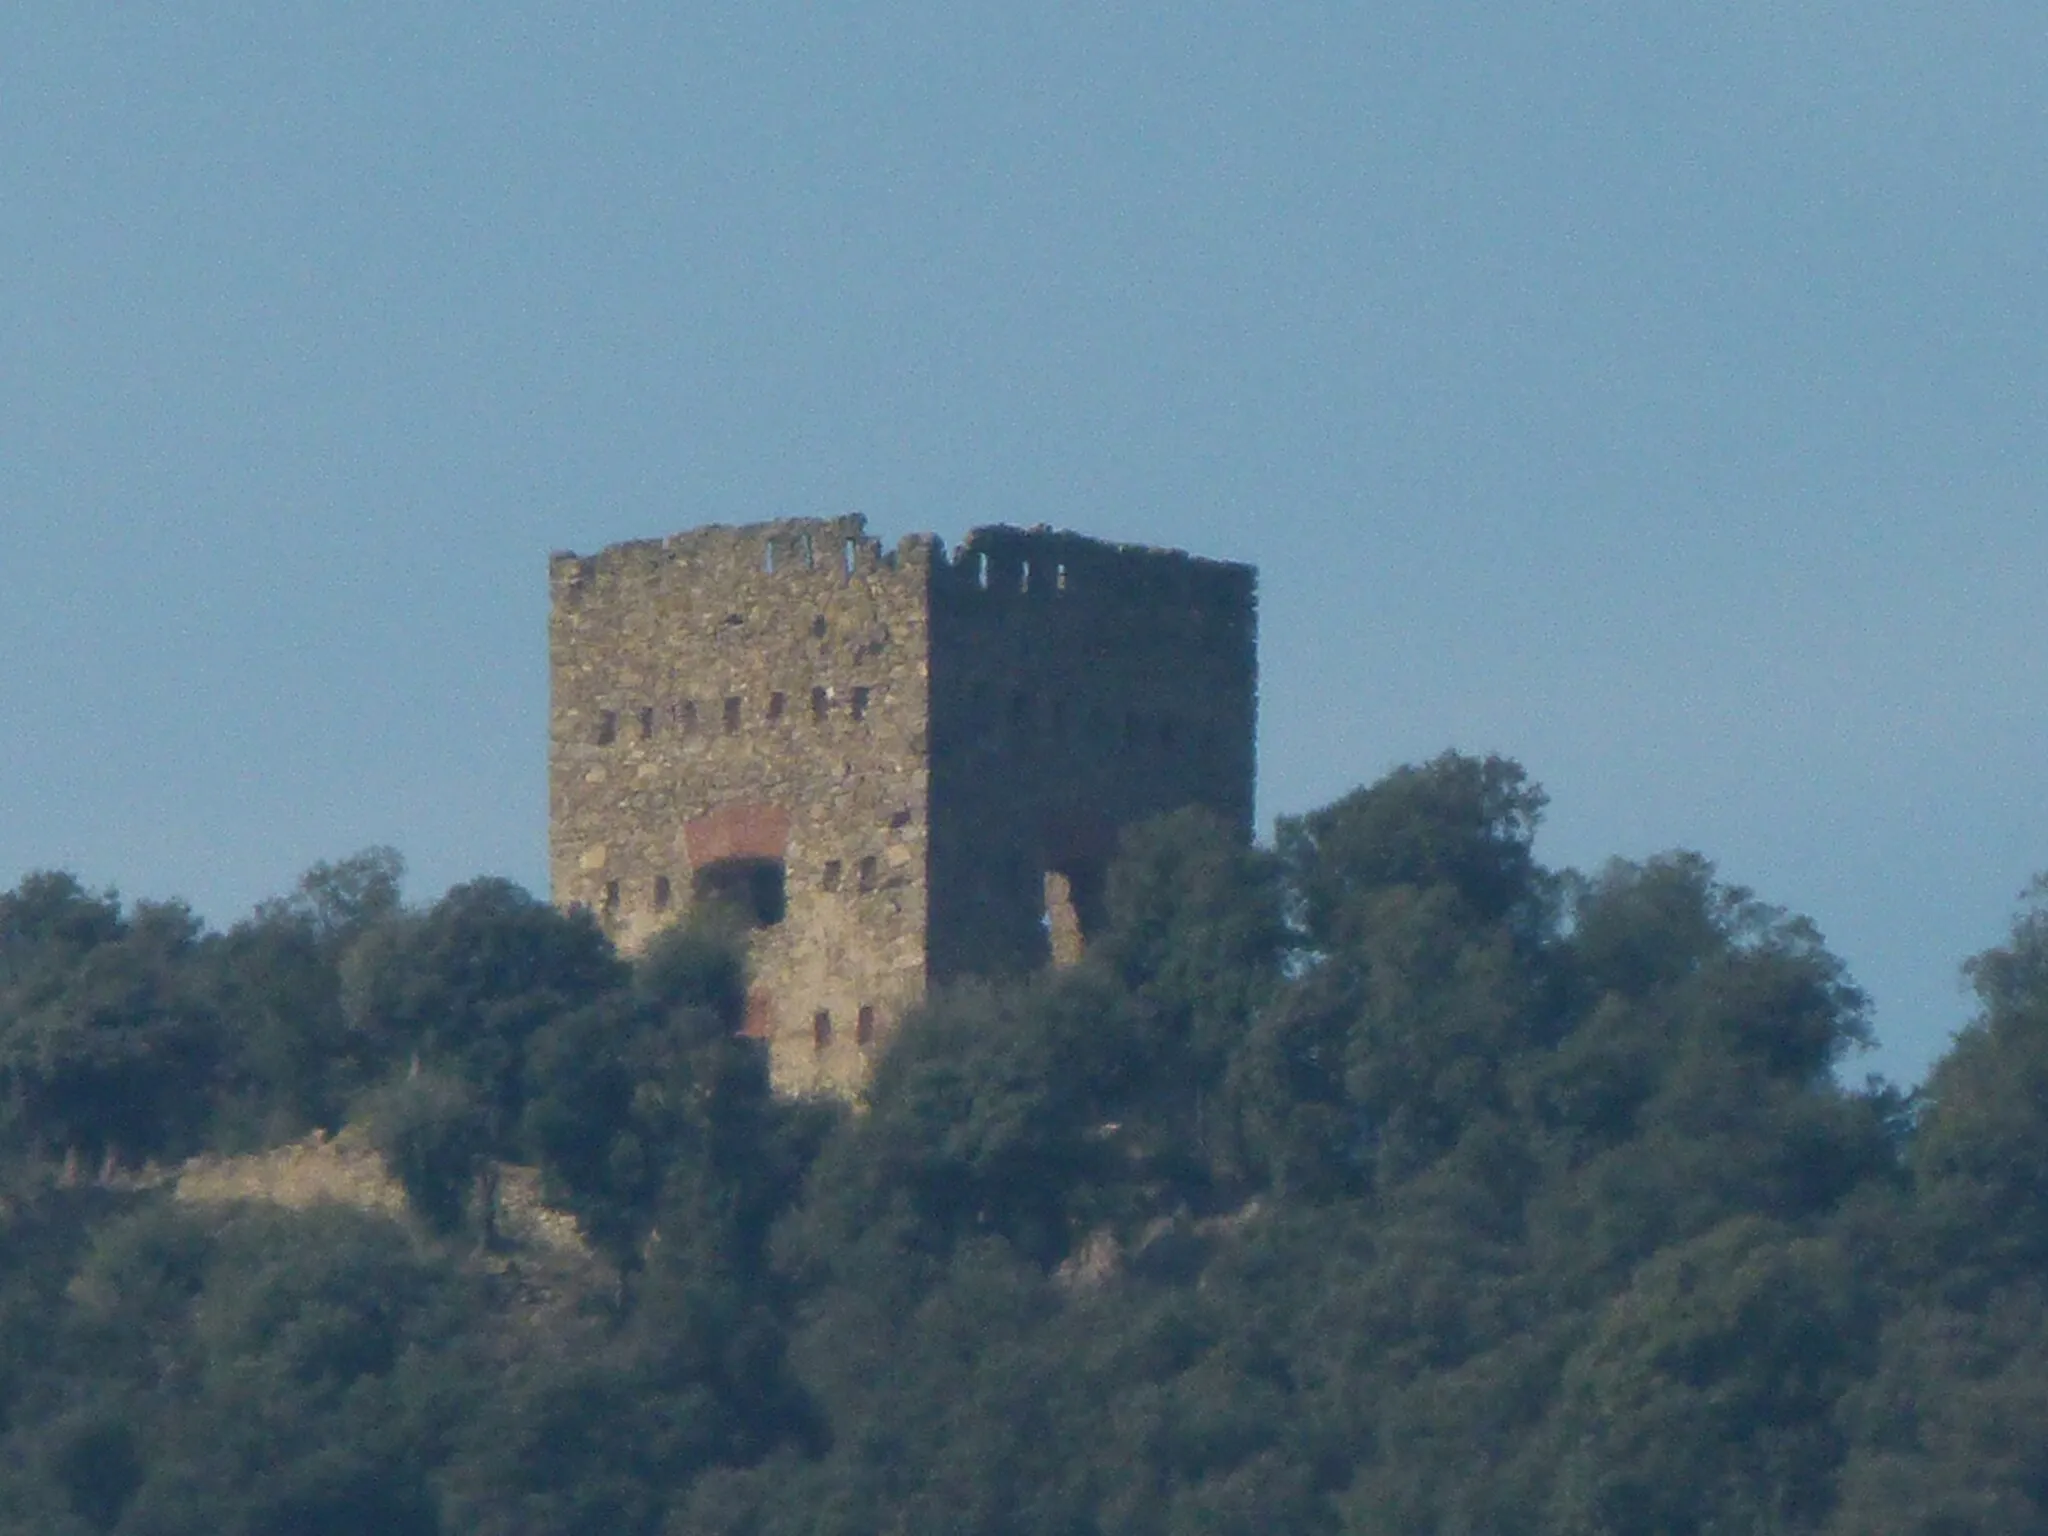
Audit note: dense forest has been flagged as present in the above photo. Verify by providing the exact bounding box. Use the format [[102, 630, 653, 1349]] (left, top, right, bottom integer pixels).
[[2, 752, 2044, 1534]]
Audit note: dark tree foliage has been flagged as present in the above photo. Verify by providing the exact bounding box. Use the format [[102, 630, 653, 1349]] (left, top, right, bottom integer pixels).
[[0, 759, 2044, 1532]]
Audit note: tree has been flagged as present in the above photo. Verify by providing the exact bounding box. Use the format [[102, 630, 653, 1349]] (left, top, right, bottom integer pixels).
[[0, 880, 220, 1165], [342, 878, 625, 1148]]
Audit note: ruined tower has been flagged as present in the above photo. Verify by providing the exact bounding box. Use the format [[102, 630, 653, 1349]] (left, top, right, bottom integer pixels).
[[549, 516, 1256, 1096]]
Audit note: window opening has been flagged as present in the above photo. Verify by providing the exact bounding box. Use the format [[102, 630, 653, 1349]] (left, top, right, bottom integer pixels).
[[888, 807, 912, 830], [811, 614, 827, 638], [1056, 562, 1067, 592], [821, 859, 843, 891], [653, 875, 672, 910], [976, 552, 990, 590], [763, 539, 776, 573], [843, 537, 857, 576], [813, 1010, 833, 1050], [811, 686, 830, 722], [675, 699, 698, 733], [602, 879, 620, 915], [800, 532, 816, 568], [767, 691, 786, 723], [693, 857, 787, 927], [1043, 864, 1103, 968], [856, 1006, 876, 1046], [1019, 559, 1031, 593], [857, 856, 877, 893], [850, 686, 870, 721], [723, 696, 742, 733], [595, 710, 618, 746], [637, 707, 655, 740]]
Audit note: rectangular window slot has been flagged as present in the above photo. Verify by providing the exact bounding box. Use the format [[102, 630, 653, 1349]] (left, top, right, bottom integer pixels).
[[675, 699, 698, 733], [1019, 559, 1031, 593], [602, 879, 620, 914], [813, 1010, 832, 1050], [856, 1006, 876, 1046], [1056, 562, 1067, 592], [811, 686, 830, 721], [800, 532, 816, 568], [637, 707, 655, 740], [821, 859, 843, 891], [857, 856, 877, 893], [763, 538, 776, 572], [976, 552, 990, 590], [767, 691, 786, 723], [811, 614, 827, 638], [850, 686, 870, 721], [595, 710, 618, 746], [843, 538, 856, 576], [653, 875, 672, 910], [723, 696, 742, 733]]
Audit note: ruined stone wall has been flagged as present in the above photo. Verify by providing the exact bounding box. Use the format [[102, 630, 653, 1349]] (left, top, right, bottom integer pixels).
[[549, 516, 933, 1096], [924, 527, 1257, 980]]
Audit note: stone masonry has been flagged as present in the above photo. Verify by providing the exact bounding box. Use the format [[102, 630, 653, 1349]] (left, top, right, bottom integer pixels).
[[549, 516, 1256, 1097]]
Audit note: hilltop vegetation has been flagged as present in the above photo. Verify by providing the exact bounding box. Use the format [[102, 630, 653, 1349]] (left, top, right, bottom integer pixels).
[[1, 752, 2044, 1534]]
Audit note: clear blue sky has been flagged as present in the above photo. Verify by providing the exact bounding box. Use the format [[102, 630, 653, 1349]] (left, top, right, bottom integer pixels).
[[3, 5, 2042, 1085]]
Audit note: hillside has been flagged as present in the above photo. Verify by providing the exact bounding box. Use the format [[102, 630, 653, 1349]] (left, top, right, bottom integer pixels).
[[0, 751, 2043, 1534]]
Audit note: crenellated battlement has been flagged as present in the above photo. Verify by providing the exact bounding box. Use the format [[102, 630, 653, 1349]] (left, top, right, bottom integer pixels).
[[549, 514, 1256, 1099]]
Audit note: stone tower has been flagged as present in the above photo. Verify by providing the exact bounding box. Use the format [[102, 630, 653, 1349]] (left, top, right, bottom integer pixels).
[[549, 516, 1256, 1096]]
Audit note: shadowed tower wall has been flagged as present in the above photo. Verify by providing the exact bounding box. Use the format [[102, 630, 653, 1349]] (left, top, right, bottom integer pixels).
[[925, 527, 1257, 981], [549, 515, 1256, 1098]]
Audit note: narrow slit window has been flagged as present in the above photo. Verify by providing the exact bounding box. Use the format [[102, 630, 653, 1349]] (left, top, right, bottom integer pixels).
[[675, 699, 698, 734], [1019, 559, 1031, 593], [652, 875, 672, 910], [976, 552, 990, 590], [813, 1010, 832, 1050], [800, 532, 816, 568], [811, 686, 830, 721], [843, 537, 857, 576], [857, 856, 877, 893], [821, 859, 843, 892], [723, 696, 742, 733], [1056, 562, 1067, 592], [767, 691, 786, 723], [637, 707, 655, 740], [850, 686, 870, 721], [595, 710, 618, 746], [763, 539, 776, 573], [602, 879, 620, 914], [856, 1006, 876, 1047], [811, 614, 827, 638]]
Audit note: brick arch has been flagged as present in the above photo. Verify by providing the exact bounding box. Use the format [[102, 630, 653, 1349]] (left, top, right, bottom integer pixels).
[[683, 801, 793, 869]]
